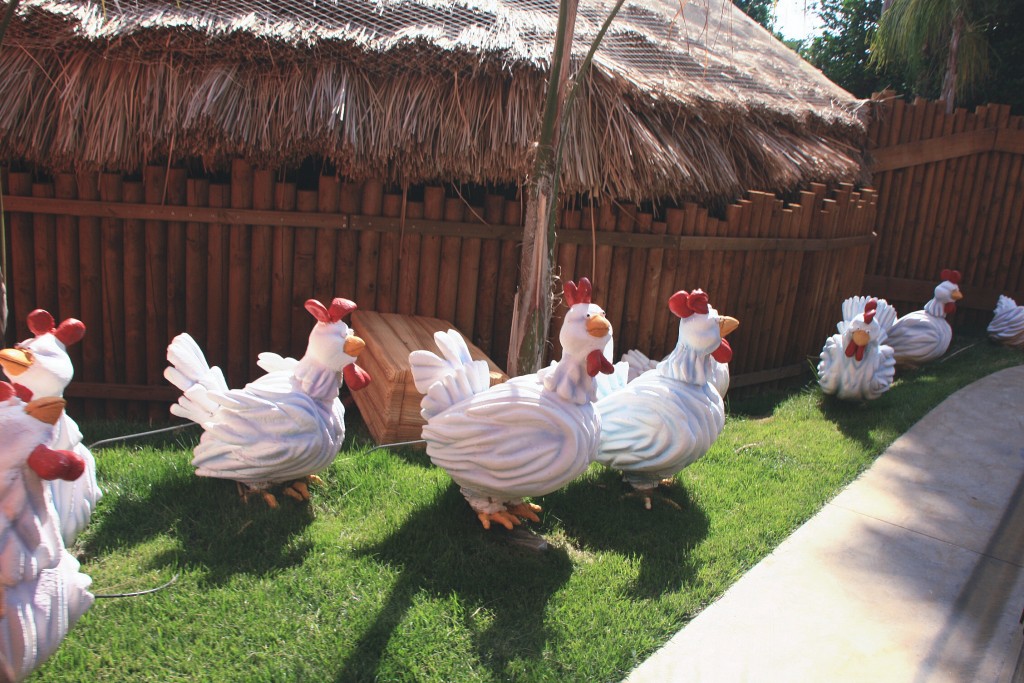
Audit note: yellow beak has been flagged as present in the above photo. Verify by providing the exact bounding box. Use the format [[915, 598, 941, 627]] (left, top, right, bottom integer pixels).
[[718, 316, 740, 338], [344, 335, 366, 357], [26, 397, 66, 426], [951, 289, 964, 301], [0, 347, 33, 376], [852, 330, 870, 347], [586, 314, 611, 338]]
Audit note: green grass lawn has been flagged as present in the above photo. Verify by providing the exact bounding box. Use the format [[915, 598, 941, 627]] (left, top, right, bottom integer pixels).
[[37, 329, 1023, 682]]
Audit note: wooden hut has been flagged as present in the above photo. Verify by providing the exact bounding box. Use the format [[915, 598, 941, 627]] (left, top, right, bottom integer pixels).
[[0, 0, 876, 418]]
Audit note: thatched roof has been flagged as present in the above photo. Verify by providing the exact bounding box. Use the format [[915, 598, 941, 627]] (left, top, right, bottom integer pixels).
[[0, 0, 868, 203]]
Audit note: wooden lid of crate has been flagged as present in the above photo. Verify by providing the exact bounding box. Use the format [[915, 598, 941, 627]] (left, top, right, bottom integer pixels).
[[349, 311, 508, 446]]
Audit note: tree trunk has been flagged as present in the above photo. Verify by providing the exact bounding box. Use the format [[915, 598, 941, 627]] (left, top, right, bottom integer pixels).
[[941, 10, 965, 114], [507, 0, 578, 376]]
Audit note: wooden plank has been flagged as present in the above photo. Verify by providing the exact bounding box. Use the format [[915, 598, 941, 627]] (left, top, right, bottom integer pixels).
[[606, 203, 638, 352], [472, 194, 505, 356], [6, 173, 34, 343], [53, 175, 81, 372], [395, 187, 422, 316], [291, 190, 318, 357], [184, 179, 210, 347], [99, 173, 125, 419], [651, 206, 686, 359], [205, 184, 230, 379], [896, 98, 937, 279], [122, 179, 150, 422], [335, 182, 360, 302], [2, 194, 876, 253], [972, 106, 1014, 295], [994, 118, 1024, 295], [72, 174, 101, 419], [436, 196, 464, 324], [143, 166, 169, 421], [376, 190, 402, 313], [357, 178, 383, 310], [590, 201, 616, 310], [889, 98, 928, 279], [870, 127, 999, 171], [916, 101, 958, 280], [550, 203, 581, 361], [249, 169, 274, 378], [633, 216, 667, 356], [492, 197, 521, 370], [64, 382, 180, 402], [862, 274, 1012, 313], [31, 182, 57, 317], [226, 160, 253, 388], [454, 198, 483, 342], [316, 176, 341, 304], [269, 181, 297, 355], [165, 168, 188, 341], [416, 186, 445, 317]]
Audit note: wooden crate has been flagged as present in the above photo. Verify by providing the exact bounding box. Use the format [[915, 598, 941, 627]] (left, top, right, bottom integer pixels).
[[350, 311, 508, 445]]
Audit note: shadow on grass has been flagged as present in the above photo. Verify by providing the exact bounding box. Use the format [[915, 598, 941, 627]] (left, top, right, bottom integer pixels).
[[336, 484, 573, 682], [545, 467, 710, 599], [82, 469, 316, 586]]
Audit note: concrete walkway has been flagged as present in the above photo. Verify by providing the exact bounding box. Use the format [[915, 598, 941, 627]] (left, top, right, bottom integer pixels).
[[627, 365, 1024, 683]]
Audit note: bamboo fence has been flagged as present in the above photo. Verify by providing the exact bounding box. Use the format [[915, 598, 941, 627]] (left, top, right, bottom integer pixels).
[[865, 95, 1024, 325], [2, 160, 876, 417]]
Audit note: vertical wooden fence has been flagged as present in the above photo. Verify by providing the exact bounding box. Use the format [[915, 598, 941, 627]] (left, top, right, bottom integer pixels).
[[865, 95, 1024, 323], [3, 162, 876, 417]]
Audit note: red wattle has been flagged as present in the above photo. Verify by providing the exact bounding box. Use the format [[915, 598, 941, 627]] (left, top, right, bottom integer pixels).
[[711, 339, 733, 363], [27, 445, 84, 481], [845, 341, 865, 361], [587, 350, 614, 377], [344, 364, 372, 391], [944, 302, 957, 315]]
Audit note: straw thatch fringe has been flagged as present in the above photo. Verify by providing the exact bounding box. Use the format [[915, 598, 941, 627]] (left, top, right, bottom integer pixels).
[[0, 0, 868, 203]]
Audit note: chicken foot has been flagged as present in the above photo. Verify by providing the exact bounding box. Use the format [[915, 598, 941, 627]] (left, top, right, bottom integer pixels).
[[624, 479, 684, 511], [475, 502, 543, 530], [237, 481, 280, 509], [282, 475, 325, 502]]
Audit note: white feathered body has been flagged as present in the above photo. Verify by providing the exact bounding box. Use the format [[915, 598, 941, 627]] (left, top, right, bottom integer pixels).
[[0, 399, 93, 683], [886, 302, 951, 366], [818, 296, 897, 401], [410, 324, 604, 515], [596, 367, 724, 489], [886, 279, 962, 366], [0, 332, 101, 547], [165, 333, 348, 489], [988, 296, 1024, 349]]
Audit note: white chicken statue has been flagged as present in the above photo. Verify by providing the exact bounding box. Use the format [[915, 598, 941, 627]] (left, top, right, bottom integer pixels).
[[409, 277, 614, 531], [0, 309, 101, 547], [595, 290, 739, 509], [0, 381, 93, 683], [164, 297, 371, 508], [987, 295, 1024, 349], [886, 269, 964, 367], [817, 297, 898, 401]]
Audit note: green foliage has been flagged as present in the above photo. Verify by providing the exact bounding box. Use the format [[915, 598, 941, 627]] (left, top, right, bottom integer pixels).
[[733, 0, 776, 29], [968, 0, 1024, 113], [36, 330, 1023, 681], [802, 0, 909, 97], [870, 0, 990, 106]]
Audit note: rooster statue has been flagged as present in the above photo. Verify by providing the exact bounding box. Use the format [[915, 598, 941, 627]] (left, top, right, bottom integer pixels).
[[987, 295, 1024, 349], [409, 278, 614, 530], [818, 297, 898, 401], [0, 309, 101, 547], [595, 290, 738, 509], [886, 269, 964, 367], [164, 297, 371, 508], [0, 382, 93, 683]]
